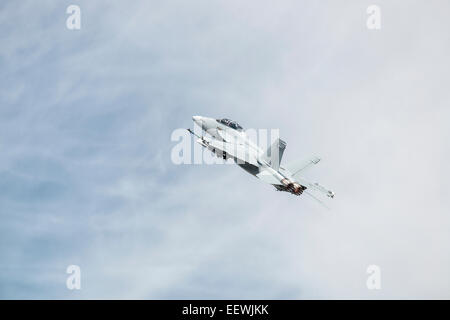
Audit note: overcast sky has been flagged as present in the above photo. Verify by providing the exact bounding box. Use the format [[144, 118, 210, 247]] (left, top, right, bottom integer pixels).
[[1, 0, 449, 299]]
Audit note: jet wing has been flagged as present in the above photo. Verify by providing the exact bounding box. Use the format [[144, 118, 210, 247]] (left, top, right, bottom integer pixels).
[[256, 170, 283, 185], [207, 139, 259, 167], [282, 156, 321, 178]]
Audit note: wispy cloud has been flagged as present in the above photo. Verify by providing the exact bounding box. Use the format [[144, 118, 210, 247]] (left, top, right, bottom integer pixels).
[[0, 0, 449, 299]]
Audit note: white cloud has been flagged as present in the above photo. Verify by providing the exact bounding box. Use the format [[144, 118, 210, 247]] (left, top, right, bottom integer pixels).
[[0, 0, 449, 299]]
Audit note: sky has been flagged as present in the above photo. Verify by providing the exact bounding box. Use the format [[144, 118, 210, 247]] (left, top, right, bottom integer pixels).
[[1, 0, 449, 299]]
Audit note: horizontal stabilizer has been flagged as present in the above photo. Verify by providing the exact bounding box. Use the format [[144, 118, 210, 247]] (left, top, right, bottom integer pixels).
[[284, 156, 321, 178], [295, 176, 335, 199]]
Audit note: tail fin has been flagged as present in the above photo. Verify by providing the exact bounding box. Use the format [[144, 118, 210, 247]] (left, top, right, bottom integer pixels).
[[261, 138, 286, 171]]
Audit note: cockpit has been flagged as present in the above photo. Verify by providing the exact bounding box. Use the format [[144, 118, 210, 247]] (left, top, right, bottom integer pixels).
[[217, 118, 244, 131]]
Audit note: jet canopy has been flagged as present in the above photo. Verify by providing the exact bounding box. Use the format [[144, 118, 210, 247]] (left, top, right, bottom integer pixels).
[[217, 118, 244, 131]]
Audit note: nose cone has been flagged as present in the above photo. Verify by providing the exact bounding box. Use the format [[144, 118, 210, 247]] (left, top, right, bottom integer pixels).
[[192, 115, 203, 126]]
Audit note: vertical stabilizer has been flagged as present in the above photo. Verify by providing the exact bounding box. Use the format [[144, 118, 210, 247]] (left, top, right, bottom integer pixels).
[[261, 138, 286, 171]]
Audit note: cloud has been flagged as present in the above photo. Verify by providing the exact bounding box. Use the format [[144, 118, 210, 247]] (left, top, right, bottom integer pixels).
[[0, 0, 449, 299]]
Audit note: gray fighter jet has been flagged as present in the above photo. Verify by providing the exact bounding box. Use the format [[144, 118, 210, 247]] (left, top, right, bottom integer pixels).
[[188, 116, 335, 203]]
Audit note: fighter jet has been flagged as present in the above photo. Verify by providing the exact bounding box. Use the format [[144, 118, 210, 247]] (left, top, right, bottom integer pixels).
[[188, 116, 335, 203]]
